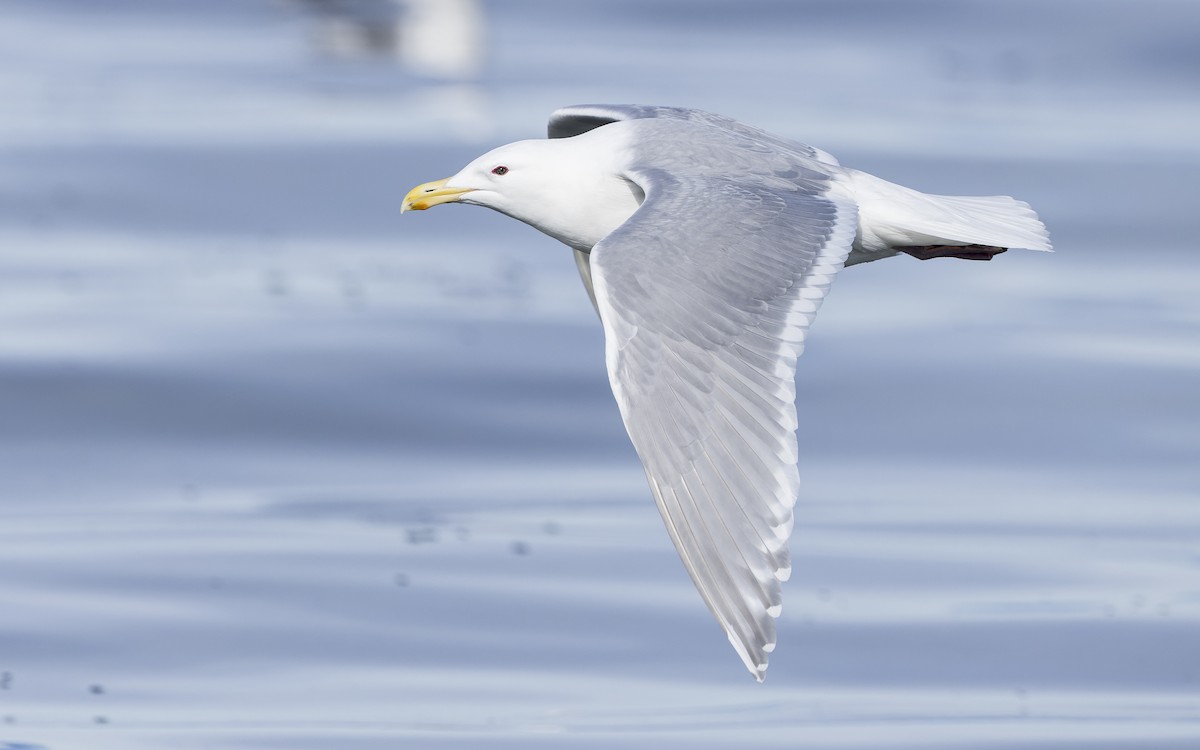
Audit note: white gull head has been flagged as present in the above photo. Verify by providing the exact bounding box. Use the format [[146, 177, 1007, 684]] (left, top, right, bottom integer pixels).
[[403, 126, 644, 252]]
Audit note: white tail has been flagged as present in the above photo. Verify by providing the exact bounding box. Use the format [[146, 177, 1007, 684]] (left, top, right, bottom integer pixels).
[[844, 169, 1052, 257]]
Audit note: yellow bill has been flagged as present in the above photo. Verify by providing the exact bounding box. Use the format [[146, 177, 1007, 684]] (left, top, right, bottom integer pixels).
[[402, 178, 474, 212]]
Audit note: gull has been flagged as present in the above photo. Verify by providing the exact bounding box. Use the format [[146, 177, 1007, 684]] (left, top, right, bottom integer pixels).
[[403, 105, 1051, 681]]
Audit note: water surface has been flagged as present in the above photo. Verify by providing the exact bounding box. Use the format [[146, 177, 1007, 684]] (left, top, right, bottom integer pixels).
[[1, 1, 1198, 748]]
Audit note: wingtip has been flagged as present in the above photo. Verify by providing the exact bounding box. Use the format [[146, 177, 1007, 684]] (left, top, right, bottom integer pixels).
[[731, 635, 774, 683]]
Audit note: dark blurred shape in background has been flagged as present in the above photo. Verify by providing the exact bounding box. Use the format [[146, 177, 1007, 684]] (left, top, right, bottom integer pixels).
[[293, 0, 485, 80]]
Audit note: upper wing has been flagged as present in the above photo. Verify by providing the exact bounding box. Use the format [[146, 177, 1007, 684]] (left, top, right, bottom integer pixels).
[[548, 104, 840, 165], [589, 167, 857, 681], [549, 104, 699, 139]]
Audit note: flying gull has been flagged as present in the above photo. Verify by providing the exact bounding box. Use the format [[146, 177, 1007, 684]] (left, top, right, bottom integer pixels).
[[403, 105, 1051, 681]]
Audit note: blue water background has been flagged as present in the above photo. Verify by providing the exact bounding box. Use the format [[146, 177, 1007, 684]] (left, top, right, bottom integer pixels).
[[1, 1, 1198, 747]]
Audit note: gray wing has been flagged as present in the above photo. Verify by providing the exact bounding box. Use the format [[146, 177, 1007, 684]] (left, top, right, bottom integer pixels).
[[552, 105, 843, 314], [548, 104, 840, 165], [590, 166, 857, 681]]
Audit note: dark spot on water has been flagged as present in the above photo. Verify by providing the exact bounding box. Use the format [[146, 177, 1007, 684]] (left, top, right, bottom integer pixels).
[[406, 526, 438, 545], [1, 742, 51, 750], [94, 715, 108, 725], [341, 274, 366, 307], [511, 541, 529, 556], [58, 269, 83, 293], [393, 572, 409, 587], [89, 684, 104, 695], [263, 269, 289, 297], [0, 671, 11, 690], [1014, 687, 1031, 717]]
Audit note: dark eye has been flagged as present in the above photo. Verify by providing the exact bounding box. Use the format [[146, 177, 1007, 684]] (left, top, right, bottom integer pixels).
[[491, 165, 509, 176]]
